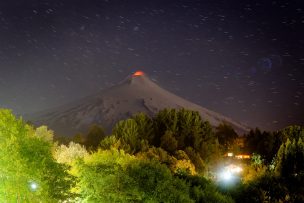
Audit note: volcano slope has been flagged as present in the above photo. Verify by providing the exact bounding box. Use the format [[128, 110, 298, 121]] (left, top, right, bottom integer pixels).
[[28, 71, 249, 136]]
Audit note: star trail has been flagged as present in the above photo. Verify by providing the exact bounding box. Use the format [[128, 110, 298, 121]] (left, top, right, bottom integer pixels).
[[0, 0, 303, 130]]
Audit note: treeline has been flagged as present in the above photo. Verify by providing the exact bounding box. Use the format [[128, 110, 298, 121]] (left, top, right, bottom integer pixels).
[[70, 109, 304, 202], [72, 109, 225, 174], [229, 126, 304, 202], [0, 108, 233, 202], [0, 108, 303, 202]]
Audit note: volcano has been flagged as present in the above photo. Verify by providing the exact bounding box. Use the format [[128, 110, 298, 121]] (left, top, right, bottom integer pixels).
[[28, 71, 250, 136]]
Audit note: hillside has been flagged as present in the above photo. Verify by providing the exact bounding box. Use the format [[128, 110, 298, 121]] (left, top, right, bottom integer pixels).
[[28, 71, 249, 136]]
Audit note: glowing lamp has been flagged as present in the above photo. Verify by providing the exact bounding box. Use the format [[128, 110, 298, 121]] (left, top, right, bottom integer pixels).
[[220, 171, 232, 181], [29, 181, 38, 192], [133, 71, 145, 77]]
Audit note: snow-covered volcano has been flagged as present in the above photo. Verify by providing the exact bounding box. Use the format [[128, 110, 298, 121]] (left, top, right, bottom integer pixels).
[[28, 71, 250, 136]]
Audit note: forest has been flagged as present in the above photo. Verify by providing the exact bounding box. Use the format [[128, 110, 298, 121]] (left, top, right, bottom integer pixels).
[[0, 108, 303, 202]]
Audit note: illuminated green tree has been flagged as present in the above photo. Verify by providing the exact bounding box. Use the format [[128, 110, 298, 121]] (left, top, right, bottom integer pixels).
[[112, 118, 141, 153], [0, 109, 73, 202], [251, 153, 264, 172], [74, 149, 138, 202], [54, 142, 88, 165], [74, 149, 194, 202], [177, 109, 204, 150], [126, 159, 194, 202], [152, 109, 220, 172], [133, 112, 155, 143]]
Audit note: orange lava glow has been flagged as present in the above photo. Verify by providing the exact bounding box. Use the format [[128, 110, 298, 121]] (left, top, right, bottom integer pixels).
[[133, 71, 145, 76]]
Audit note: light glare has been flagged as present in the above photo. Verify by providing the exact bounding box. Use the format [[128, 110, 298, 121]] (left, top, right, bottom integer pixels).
[[29, 182, 38, 191], [227, 152, 233, 157]]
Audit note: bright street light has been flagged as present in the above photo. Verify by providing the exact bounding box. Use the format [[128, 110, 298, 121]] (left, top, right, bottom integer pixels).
[[217, 164, 243, 184], [220, 171, 232, 181], [29, 181, 38, 192]]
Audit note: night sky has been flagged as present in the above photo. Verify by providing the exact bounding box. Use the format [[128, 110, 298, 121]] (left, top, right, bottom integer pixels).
[[0, 0, 303, 131]]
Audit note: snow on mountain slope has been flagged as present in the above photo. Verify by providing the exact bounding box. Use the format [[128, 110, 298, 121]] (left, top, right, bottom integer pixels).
[[28, 71, 250, 136]]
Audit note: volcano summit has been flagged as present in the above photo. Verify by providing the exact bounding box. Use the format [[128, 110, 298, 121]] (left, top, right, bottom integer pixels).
[[28, 71, 249, 136]]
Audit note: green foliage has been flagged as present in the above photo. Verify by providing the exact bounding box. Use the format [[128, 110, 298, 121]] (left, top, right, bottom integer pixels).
[[0, 109, 74, 202], [153, 109, 179, 147], [232, 182, 265, 203], [155, 109, 179, 134], [185, 147, 206, 172], [75, 149, 194, 202], [216, 123, 238, 152], [137, 147, 196, 175], [244, 128, 276, 163], [127, 160, 194, 202], [74, 149, 139, 202], [153, 109, 220, 172], [8, 108, 304, 202], [100, 135, 121, 149], [154, 109, 211, 150], [276, 128, 304, 184], [251, 153, 264, 171], [92, 109, 223, 174], [72, 132, 86, 144], [71, 124, 106, 150], [54, 142, 88, 164], [198, 133, 221, 164], [84, 124, 106, 150], [133, 113, 155, 143], [274, 137, 304, 178], [234, 126, 304, 203], [137, 146, 175, 167], [113, 119, 141, 153], [245, 126, 304, 164], [160, 130, 178, 153], [177, 173, 234, 203], [279, 125, 304, 141], [229, 174, 290, 203], [257, 174, 289, 203]]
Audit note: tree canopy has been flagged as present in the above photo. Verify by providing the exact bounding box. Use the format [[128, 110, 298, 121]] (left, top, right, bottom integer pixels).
[[1, 108, 303, 202], [0, 109, 73, 202]]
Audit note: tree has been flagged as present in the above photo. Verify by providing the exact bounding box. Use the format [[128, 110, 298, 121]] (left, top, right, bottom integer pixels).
[[250, 153, 266, 176], [74, 149, 194, 202], [177, 109, 205, 150], [198, 121, 221, 168], [0, 109, 73, 202], [72, 132, 86, 145], [160, 130, 178, 153], [275, 137, 304, 178], [112, 119, 141, 153], [216, 123, 238, 152], [54, 142, 88, 165], [244, 128, 276, 163], [185, 147, 206, 173], [126, 159, 194, 203], [153, 109, 179, 146], [137, 146, 175, 166], [74, 149, 138, 202], [272, 129, 304, 202], [177, 173, 234, 203], [133, 113, 155, 143], [84, 124, 106, 150], [279, 125, 304, 141]]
